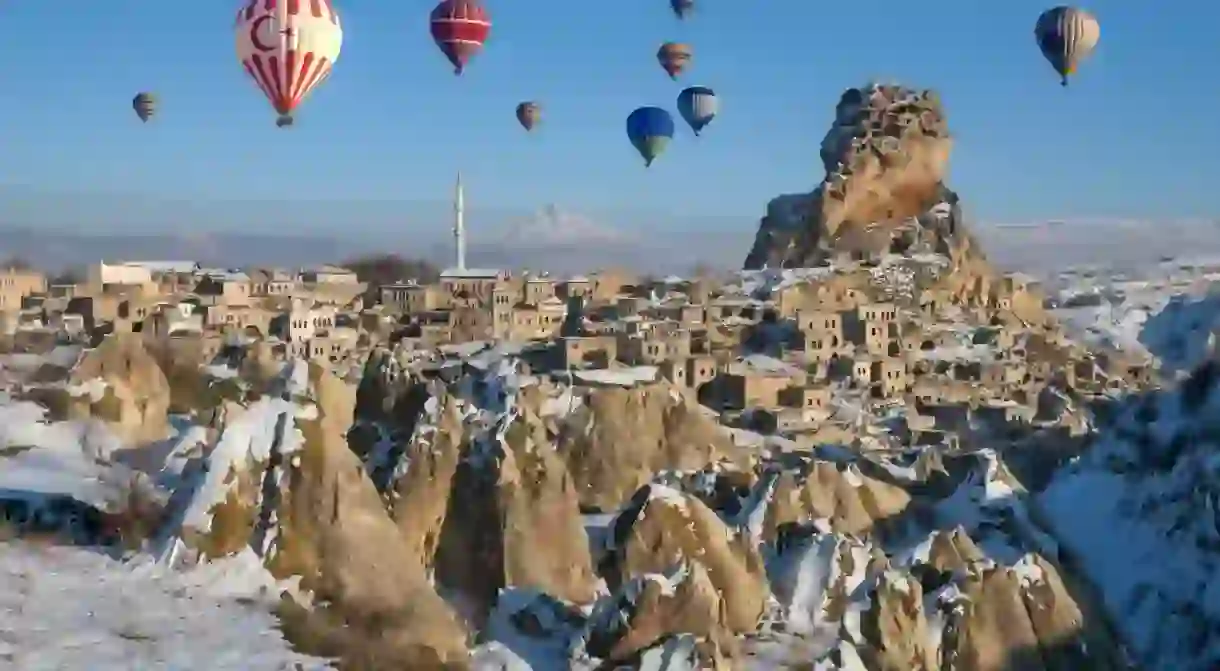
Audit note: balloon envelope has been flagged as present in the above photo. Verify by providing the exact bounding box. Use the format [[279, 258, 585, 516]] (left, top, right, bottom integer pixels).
[[1034, 6, 1100, 85], [516, 102, 540, 131], [234, 0, 343, 125], [670, 0, 694, 19], [430, 0, 491, 75], [132, 92, 156, 122], [626, 107, 675, 167], [677, 86, 717, 135], [656, 42, 692, 79]]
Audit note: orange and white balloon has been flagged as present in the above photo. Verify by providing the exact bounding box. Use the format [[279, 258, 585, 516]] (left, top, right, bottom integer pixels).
[[235, 0, 343, 127]]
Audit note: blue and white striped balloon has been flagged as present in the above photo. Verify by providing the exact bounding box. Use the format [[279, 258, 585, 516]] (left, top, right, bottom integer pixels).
[[677, 86, 718, 136]]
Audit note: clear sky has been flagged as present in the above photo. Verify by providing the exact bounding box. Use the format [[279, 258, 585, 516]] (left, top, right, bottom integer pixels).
[[0, 0, 1216, 235]]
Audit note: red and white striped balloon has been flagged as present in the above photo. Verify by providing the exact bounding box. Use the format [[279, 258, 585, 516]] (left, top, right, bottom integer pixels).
[[235, 0, 343, 126], [430, 0, 491, 76]]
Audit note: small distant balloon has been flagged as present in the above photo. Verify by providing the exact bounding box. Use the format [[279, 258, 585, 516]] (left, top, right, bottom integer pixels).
[[1034, 6, 1100, 86], [132, 92, 156, 123], [656, 42, 692, 79], [430, 0, 491, 75], [626, 106, 675, 167], [516, 101, 541, 132], [677, 86, 717, 136], [670, 0, 694, 19]]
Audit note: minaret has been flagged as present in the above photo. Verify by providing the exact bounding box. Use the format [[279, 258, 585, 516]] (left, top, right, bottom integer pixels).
[[453, 172, 467, 271]]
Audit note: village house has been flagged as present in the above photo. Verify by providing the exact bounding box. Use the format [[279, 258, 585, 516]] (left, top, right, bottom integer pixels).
[[560, 275, 591, 299], [440, 268, 508, 304], [522, 275, 557, 306], [558, 335, 617, 369], [0, 267, 46, 311], [618, 328, 691, 366], [193, 271, 252, 307], [300, 265, 359, 285], [249, 268, 299, 298], [715, 354, 806, 410], [381, 282, 444, 314]]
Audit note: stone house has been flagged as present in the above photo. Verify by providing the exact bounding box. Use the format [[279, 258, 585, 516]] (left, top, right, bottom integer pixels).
[[797, 309, 843, 343], [981, 361, 1027, 389], [559, 336, 617, 369], [685, 355, 717, 389], [651, 302, 704, 325], [619, 329, 691, 366], [300, 265, 359, 286], [522, 276, 557, 306], [716, 355, 806, 410], [440, 268, 507, 304], [508, 298, 565, 341], [206, 305, 275, 337], [778, 385, 831, 415], [249, 268, 298, 298], [803, 331, 837, 364], [871, 358, 908, 397], [560, 276, 591, 299], [193, 272, 251, 307], [0, 268, 47, 311], [616, 296, 650, 319], [270, 302, 335, 343], [381, 283, 443, 314], [587, 269, 635, 304]]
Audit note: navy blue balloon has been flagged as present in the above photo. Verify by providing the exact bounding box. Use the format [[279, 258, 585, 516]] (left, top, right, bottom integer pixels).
[[626, 106, 675, 167]]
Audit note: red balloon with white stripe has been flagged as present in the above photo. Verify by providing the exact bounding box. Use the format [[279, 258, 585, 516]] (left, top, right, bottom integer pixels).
[[430, 0, 491, 76], [235, 0, 343, 128]]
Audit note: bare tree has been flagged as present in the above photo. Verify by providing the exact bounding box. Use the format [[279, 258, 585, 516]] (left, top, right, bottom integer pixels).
[[0, 256, 34, 271], [339, 254, 440, 303]]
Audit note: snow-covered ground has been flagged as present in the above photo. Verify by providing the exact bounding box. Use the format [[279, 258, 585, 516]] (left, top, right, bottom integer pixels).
[[1038, 360, 1220, 670], [0, 542, 331, 670], [1048, 258, 1220, 372]]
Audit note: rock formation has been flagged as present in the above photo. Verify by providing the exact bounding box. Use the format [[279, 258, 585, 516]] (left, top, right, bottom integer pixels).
[[743, 83, 989, 281], [156, 359, 469, 667], [23, 333, 172, 445]]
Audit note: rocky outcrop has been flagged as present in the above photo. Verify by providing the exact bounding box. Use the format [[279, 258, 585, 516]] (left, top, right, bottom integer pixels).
[[760, 455, 913, 538], [558, 381, 737, 511], [157, 359, 469, 667], [743, 83, 990, 285], [368, 355, 600, 624], [599, 483, 770, 634], [27, 333, 172, 445]]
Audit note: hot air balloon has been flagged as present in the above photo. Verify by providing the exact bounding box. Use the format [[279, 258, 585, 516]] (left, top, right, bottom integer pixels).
[[430, 0, 491, 75], [1034, 6, 1100, 86], [677, 86, 717, 136], [235, 0, 343, 128], [670, 0, 694, 19], [656, 42, 692, 80], [132, 92, 156, 123], [626, 107, 675, 167], [516, 101, 540, 132]]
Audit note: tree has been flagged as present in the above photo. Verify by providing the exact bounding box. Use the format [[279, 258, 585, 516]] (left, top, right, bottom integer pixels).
[[0, 256, 33, 271], [339, 254, 441, 303], [50, 266, 84, 285]]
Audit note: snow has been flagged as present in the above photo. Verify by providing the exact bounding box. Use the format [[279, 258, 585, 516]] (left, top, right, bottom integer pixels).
[[1037, 358, 1220, 669], [176, 396, 304, 535], [1040, 472, 1220, 670], [0, 402, 127, 510], [572, 366, 658, 387], [0, 541, 330, 670], [204, 364, 239, 380], [65, 377, 109, 402]]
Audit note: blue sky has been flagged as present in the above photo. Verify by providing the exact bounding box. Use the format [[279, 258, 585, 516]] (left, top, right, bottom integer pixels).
[[0, 0, 1216, 236]]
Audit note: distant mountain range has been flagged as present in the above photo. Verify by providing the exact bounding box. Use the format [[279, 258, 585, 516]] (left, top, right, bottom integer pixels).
[[0, 182, 1215, 275]]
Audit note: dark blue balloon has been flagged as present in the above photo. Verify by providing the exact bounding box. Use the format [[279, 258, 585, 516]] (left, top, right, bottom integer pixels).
[[626, 107, 675, 167]]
